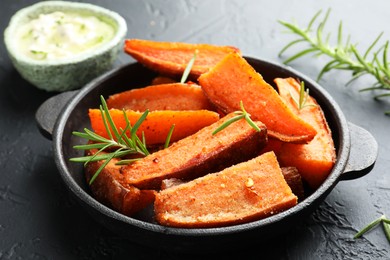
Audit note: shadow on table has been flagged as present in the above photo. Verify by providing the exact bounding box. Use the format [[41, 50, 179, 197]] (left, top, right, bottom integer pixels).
[[0, 69, 55, 113]]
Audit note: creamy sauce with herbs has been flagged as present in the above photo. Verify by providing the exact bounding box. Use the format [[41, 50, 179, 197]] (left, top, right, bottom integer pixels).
[[16, 11, 115, 60]]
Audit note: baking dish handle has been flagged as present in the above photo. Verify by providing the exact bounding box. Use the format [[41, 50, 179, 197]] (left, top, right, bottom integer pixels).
[[35, 90, 79, 140], [340, 122, 378, 180]]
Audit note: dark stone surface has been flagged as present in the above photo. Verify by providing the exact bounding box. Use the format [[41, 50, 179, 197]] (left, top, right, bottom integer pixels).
[[1, 0, 389, 259]]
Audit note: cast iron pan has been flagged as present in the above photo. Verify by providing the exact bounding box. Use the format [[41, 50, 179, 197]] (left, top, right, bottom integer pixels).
[[36, 57, 378, 252]]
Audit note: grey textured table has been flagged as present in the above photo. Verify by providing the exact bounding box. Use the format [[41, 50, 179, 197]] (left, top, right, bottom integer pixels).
[[1, 0, 389, 259]]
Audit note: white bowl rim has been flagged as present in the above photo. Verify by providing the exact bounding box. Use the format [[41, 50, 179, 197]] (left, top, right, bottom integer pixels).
[[4, 1, 127, 66]]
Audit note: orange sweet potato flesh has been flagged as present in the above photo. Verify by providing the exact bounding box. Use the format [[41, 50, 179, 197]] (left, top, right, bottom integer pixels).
[[260, 138, 283, 154], [89, 109, 220, 145], [121, 113, 268, 190], [84, 149, 156, 216], [106, 83, 215, 111], [154, 151, 297, 228], [124, 39, 241, 79], [198, 53, 317, 143], [274, 77, 336, 189]]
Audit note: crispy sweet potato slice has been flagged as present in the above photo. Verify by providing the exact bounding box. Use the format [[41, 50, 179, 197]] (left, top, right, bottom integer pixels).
[[89, 109, 220, 145], [154, 152, 297, 228], [106, 83, 215, 111], [198, 53, 317, 143], [124, 39, 241, 78], [84, 149, 156, 216], [274, 77, 336, 189], [120, 113, 268, 190]]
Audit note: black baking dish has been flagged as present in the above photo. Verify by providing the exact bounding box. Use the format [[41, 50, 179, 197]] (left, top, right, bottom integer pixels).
[[36, 57, 378, 252]]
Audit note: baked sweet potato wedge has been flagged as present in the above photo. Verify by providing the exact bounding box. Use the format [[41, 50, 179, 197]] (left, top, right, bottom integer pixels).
[[274, 77, 336, 189], [120, 112, 268, 190], [85, 149, 156, 216], [154, 151, 297, 228], [124, 39, 241, 79], [106, 83, 215, 111], [198, 53, 317, 143], [160, 167, 305, 200], [89, 109, 220, 145]]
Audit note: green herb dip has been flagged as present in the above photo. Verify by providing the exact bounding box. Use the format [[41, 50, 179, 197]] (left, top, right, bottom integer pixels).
[[16, 11, 115, 60]]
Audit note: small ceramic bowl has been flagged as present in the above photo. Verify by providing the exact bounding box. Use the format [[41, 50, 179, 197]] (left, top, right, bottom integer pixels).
[[4, 1, 127, 92]]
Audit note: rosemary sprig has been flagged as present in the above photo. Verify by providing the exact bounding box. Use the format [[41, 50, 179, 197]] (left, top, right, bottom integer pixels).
[[278, 9, 390, 115], [212, 101, 261, 135], [354, 215, 390, 244], [70, 96, 151, 185], [290, 80, 315, 110]]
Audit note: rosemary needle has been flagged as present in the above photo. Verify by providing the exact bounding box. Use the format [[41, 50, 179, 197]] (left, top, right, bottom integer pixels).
[[383, 219, 390, 243], [164, 124, 175, 149], [180, 49, 198, 83]]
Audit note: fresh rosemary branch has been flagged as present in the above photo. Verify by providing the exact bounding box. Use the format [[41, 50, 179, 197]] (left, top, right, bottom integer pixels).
[[278, 9, 390, 114], [212, 101, 260, 135], [70, 96, 151, 185], [354, 214, 390, 244]]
